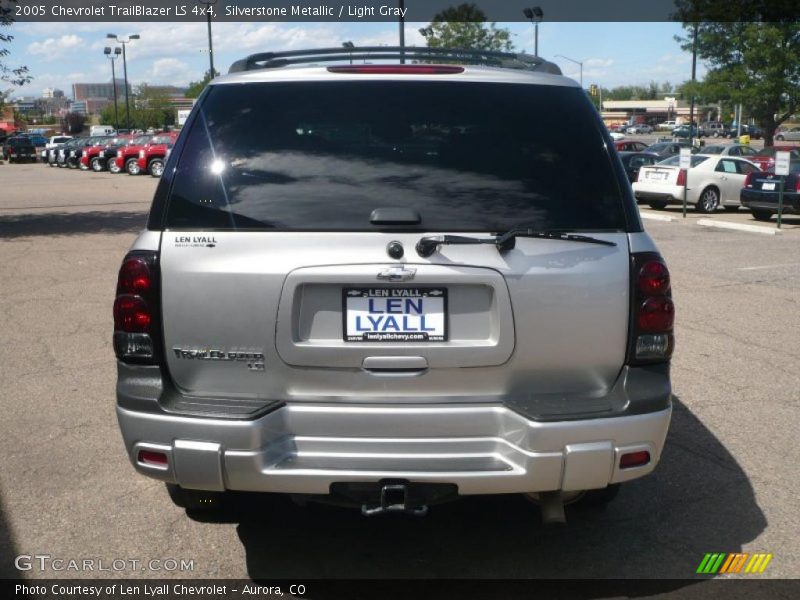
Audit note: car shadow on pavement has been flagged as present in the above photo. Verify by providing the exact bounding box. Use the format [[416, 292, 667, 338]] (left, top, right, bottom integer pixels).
[[186, 396, 765, 590], [0, 211, 147, 239], [0, 490, 21, 579]]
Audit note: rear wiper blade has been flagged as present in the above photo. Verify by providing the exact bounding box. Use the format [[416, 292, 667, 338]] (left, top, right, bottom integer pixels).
[[415, 228, 616, 257]]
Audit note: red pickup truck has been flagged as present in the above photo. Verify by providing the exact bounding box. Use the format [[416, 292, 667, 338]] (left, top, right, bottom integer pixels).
[[79, 136, 118, 170], [132, 133, 178, 177], [108, 134, 156, 174]]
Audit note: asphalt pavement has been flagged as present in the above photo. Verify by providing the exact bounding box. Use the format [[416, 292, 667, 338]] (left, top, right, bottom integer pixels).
[[0, 163, 798, 586]]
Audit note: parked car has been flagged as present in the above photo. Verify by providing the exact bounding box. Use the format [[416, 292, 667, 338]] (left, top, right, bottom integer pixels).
[[749, 146, 800, 171], [740, 161, 800, 221], [643, 141, 696, 159], [697, 144, 760, 158], [24, 134, 49, 148], [40, 135, 73, 163], [113, 47, 674, 517], [657, 120, 677, 131], [736, 124, 763, 140], [90, 135, 134, 172], [774, 126, 800, 142], [133, 134, 177, 177], [2, 136, 37, 163], [79, 136, 114, 170], [57, 137, 90, 168], [614, 140, 650, 152], [103, 134, 152, 173], [671, 124, 705, 138], [702, 122, 731, 138], [626, 124, 653, 134], [609, 131, 626, 141], [633, 154, 760, 212], [618, 151, 659, 183]]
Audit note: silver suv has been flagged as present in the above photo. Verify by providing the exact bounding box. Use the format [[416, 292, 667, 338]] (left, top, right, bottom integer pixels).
[[114, 47, 674, 521]]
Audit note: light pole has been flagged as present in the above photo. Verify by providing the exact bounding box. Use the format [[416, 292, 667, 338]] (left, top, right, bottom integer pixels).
[[555, 54, 583, 88], [106, 33, 140, 131], [197, 0, 218, 78], [522, 7, 544, 57], [103, 46, 122, 131], [399, 0, 405, 64]]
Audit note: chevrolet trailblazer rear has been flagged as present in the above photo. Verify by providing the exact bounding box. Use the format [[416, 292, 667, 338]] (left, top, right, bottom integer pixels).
[[114, 47, 674, 521]]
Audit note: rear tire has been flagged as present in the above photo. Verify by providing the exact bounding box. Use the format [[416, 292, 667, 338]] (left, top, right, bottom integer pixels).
[[647, 200, 669, 210], [751, 209, 773, 222], [166, 484, 227, 511], [696, 187, 720, 213], [776, 135, 785, 141]]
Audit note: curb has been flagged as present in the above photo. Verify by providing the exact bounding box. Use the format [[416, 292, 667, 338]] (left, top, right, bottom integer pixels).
[[696, 218, 782, 235], [639, 211, 675, 222]]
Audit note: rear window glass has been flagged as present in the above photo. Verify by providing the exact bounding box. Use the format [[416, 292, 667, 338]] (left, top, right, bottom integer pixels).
[[166, 81, 627, 232], [658, 155, 709, 167]]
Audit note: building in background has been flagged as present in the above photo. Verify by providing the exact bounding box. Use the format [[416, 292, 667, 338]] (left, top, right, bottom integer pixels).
[[71, 79, 128, 116]]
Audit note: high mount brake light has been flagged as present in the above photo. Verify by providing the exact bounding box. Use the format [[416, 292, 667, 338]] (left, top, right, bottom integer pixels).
[[627, 254, 675, 364], [113, 252, 161, 363], [327, 65, 465, 75]]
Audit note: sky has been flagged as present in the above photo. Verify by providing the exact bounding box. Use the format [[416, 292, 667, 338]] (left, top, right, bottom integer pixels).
[[6, 21, 707, 98]]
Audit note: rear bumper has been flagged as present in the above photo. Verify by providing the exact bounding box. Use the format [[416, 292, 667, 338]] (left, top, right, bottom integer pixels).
[[740, 190, 800, 213], [117, 400, 672, 496]]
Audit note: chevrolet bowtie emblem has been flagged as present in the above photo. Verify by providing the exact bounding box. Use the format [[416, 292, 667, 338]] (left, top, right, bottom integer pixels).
[[377, 266, 417, 282]]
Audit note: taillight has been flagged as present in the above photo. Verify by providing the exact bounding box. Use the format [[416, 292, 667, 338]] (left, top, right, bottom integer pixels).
[[676, 169, 686, 186], [113, 251, 160, 363], [627, 253, 675, 364], [744, 172, 755, 188], [795, 177, 800, 193]]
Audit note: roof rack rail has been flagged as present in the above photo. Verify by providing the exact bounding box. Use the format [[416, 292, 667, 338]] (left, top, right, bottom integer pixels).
[[228, 46, 562, 75]]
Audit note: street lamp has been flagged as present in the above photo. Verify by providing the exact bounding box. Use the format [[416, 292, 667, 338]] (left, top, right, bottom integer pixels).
[[197, 0, 218, 78], [106, 33, 140, 131], [522, 7, 544, 57], [555, 54, 583, 88], [103, 46, 122, 131]]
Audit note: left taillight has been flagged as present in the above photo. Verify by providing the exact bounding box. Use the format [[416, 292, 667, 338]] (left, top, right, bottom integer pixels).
[[627, 253, 675, 365], [113, 252, 161, 364]]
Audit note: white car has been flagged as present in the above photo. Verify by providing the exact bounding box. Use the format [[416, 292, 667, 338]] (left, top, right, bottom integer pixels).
[[698, 144, 760, 158], [627, 124, 653, 134], [632, 154, 761, 212], [657, 121, 677, 131], [45, 135, 73, 150], [609, 131, 626, 141], [775, 126, 800, 142]]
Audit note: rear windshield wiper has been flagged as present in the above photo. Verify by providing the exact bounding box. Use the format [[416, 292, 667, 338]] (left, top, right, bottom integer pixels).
[[415, 228, 616, 257]]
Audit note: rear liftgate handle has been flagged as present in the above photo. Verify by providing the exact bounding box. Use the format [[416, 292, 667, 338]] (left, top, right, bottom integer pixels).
[[362, 356, 428, 375]]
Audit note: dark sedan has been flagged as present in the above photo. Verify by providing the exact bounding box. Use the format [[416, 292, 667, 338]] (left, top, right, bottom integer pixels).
[[618, 151, 660, 183], [740, 162, 800, 221]]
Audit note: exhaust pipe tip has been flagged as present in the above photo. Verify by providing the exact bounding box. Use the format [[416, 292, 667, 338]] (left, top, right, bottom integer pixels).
[[538, 491, 567, 525]]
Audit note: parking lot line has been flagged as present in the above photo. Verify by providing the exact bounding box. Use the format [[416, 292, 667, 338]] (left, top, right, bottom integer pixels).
[[696, 219, 781, 235], [737, 263, 800, 271]]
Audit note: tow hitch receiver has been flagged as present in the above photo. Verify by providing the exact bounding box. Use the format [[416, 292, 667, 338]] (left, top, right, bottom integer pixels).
[[361, 483, 429, 516]]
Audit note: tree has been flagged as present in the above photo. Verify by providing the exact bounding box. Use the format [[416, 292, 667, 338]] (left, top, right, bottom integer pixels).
[[186, 69, 219, 99], [419, 4, 512, 52], [675, 1, 800, 145], [1, 0, 32, 113], [61, 112, 86, 135]]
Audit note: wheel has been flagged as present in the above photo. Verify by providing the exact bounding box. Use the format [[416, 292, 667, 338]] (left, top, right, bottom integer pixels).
[[166, 484, 227, 511], [108, 158, 121, 174], [751, 209, 773, 222], [723, 206, 739, 212], [696, 187, 720, 213], [647, 200, 669, 210], [775, 135, 784, 141], [149, 159, 164, 177], [68, 160, 78, 169], [90, 157, 104, 172], [126, 158, 141, 175], [79, 160, 89, 171], [713, 132, 720, 138]]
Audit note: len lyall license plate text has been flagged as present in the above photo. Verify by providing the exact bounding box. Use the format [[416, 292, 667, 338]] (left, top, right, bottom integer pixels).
[[344, 288, 447, 342]]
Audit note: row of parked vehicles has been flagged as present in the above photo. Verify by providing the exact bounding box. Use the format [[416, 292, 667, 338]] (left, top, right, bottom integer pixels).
[[610, 121, 765, 139], [38, 132, 178, 177], [613, 138, 800, 220]]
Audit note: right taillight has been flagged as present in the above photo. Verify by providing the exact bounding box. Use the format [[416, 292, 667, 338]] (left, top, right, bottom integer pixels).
[[627, 253, 674, 364], [113, 252, 161, 363], [676, 169, 687, 186], [744, 172, 756, 188]]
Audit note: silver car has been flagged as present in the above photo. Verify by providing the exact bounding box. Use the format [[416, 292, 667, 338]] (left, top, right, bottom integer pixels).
[[113, 47, 674, 521]]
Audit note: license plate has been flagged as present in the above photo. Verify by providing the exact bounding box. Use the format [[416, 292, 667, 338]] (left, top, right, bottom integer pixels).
[[343, 287, 447, 342], [762, 182, 776, 191], [647, 171, 667, 180]]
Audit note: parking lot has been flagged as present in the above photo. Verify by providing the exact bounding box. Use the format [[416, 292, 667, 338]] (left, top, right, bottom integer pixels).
[[1, 163, 798, 584]]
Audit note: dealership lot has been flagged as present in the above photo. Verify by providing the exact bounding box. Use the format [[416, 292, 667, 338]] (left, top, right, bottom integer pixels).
[[0, 164, 798, 581]]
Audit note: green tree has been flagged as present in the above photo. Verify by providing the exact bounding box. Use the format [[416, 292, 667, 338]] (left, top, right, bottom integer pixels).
[[186, 69, 219, 99], [675, 1, 800, 145], [419, 4, 512, 52], [1, 0, 32, 110]]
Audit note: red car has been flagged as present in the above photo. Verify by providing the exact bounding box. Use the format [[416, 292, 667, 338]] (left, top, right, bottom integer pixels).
[[749, 146, 800, 171], [111, 134, 159, 175], [77, 136, 114, 170], [614, 140, 650, 152], [134, 133, 178, 177]]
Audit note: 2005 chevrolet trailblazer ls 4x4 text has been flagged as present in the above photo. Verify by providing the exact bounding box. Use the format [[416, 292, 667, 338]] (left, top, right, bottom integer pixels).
[[113, 47, 675, 522]]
